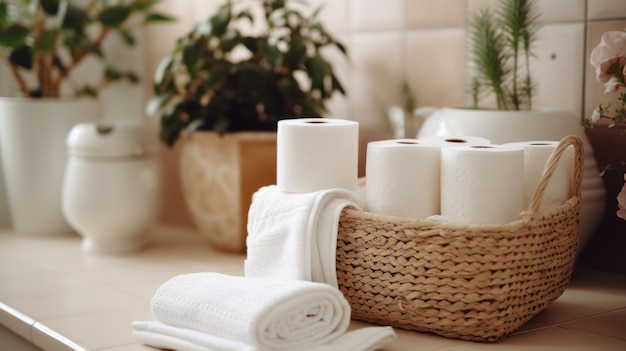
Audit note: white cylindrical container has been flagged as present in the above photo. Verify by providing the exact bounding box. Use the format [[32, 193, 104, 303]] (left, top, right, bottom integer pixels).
[[62, 120, 160, 254], [277, 118, 359, 193]]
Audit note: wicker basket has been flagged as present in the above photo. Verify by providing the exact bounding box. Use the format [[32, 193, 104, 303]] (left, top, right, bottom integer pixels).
[[336, 135, 583, 342]]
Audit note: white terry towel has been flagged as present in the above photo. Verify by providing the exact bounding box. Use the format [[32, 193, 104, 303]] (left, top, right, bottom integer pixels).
[[245, 185, 364, 287], [132, 272, 395, 351]]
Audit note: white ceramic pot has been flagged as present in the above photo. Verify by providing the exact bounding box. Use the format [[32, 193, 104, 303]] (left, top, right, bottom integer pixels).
[[0, 98, 99, 234], [62, 121, 161, 254], [179, 131, 277, 253], [416, 107, 606, 254]]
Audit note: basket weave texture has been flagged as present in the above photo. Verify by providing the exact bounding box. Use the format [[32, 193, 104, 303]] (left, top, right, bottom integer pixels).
[[336, 136, 583, 342]]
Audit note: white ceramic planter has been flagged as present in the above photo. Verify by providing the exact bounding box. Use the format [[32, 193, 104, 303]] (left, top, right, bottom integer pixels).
[[0, 98, 99, 234], [416, 107, 606, 254]]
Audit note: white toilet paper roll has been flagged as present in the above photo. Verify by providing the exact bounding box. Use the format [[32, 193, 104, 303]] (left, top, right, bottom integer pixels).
[[417, 135, 491, 146], [441, 144, 524, 225], [366, 139, 441, 219], [277, 118, 359, 193], [504, 141, 574, 211]]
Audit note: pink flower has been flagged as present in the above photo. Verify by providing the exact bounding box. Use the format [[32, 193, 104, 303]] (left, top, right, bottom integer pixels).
[[589, 30, 626, 89], [618, 174, 626, 221]]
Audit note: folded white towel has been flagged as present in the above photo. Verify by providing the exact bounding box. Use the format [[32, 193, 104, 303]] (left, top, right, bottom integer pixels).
[[132, 272, 395, 351], [245, 185, 364, 287]]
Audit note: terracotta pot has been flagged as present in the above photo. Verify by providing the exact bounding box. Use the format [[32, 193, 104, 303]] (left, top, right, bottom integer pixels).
[[179, 131, 277, 253], [415, 107, 606, 254]]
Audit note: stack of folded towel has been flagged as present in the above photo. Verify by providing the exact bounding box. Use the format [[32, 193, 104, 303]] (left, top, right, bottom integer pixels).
[[132, 272, 395, 351]]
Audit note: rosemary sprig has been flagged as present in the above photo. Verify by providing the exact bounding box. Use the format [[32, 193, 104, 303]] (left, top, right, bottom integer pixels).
[[469, 0, 540, 110]]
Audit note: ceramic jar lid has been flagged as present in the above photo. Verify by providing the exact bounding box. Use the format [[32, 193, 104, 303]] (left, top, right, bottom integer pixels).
[[66, 120, 158, 157]]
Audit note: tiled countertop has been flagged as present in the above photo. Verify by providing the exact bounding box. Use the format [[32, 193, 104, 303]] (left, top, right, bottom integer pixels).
[[1, 226, 625, 351]]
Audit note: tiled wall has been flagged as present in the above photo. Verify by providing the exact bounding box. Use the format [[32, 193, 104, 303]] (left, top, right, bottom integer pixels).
[[145, 0, 626, 230]]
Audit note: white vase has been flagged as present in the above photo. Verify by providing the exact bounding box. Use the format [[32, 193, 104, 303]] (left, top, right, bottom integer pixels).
[[0, 98, 100, 234], [416, 107, 606, 254]]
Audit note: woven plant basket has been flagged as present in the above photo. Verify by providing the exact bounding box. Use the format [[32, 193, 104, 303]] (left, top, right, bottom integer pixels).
[[336, 135, 583, 343]]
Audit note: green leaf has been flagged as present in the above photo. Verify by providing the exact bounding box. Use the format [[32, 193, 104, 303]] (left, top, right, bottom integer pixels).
[[331, 73, 345, 96], [40, 0, 60, 14], [125, 72, 139, 84], [144, 12, 176, 23], [237, 10, 254, 24], [77, 86, 98, 97], [8, 44, 33, 69], [242, 36, 258, 54], [205, 64, 227, 90], [210, 4, 231, 36], [119, 29, 136, 46], [309, 54, 329, 92], [98, 6, 132, 27], [0, 24, 30, 47], [154, 54, 175, 85], [0, 2, 9, 28], [335, 41, 347, 56], [146, 93, 173, 117], [182, 40, 203, 74], [263, 44, 282, 67], [105, 67, 123, 81], [62, 4, 88, 30], [284, 34, 306, 68]]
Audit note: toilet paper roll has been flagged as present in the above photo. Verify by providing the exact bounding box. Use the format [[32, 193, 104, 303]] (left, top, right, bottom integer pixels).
[[366, 139, 441, 219], [277, 118, 359, 193], [417, 135, 491, 146], [504, 141, 574, 211], [441, 144, 524, 225]]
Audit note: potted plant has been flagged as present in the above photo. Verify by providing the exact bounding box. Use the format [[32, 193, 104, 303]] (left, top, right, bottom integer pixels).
[[415, 0, 605, 253], [149, 0, 347, 252], [0, 0, 173, 234]]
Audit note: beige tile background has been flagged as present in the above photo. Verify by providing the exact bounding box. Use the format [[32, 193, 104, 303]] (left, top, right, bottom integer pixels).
[[144, 0, 626, 229]]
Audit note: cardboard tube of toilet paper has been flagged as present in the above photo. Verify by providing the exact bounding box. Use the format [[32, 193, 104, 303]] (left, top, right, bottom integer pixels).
[[504, 141, 574, 211], [441, 144, 524, 225], [277, 118, 359, 193], [417, 135, 491, 146], [366, 139, 441, 218]]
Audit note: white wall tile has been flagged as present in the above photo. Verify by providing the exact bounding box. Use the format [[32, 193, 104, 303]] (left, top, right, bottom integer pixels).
[[405, 28, 467, 109], [307, 0, 351, 35], [587, 0, 626, 20], [320, 34, 351, 120], [537, 0, 586, 22], [349, 32, 405, 129], [350, 0, 404, 33], [405, 0, 467, 29], [469, 0, 586, 23], [531, 23, 586, 118]]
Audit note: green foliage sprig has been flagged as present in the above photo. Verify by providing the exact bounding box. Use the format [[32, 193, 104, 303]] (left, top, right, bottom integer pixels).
[[0, 0, 174, 98], [468, 0, 540, 110], [150, 0, 348, 147]]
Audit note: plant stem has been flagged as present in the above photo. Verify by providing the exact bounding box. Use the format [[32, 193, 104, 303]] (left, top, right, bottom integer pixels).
[[51, 27, 110, 96]]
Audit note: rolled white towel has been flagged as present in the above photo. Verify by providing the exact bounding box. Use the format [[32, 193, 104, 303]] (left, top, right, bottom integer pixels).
[[132, 272, 395, 351]]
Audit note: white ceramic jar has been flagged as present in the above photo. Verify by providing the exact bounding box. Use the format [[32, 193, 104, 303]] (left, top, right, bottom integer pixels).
[[62, 120, 160, 254]]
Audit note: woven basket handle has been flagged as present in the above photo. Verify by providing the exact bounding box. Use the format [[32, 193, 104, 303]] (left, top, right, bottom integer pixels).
[[526, 135, 584, 215]]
